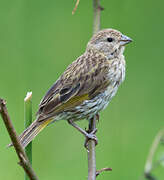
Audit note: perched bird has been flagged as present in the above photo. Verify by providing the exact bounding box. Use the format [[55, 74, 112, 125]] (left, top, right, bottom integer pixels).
[[11, 29, 132, 148]]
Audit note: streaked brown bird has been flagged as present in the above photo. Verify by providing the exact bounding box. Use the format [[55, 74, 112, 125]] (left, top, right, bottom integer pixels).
[[12, 29, 132, 148]]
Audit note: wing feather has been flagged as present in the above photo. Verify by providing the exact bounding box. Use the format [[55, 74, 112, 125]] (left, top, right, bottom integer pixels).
[[37, 52, 110, 120]]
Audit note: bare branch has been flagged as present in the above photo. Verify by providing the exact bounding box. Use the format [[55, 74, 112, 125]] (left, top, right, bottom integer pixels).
[[87, 1, 103, 180], [0, 98, 38, 180], [87, 115, 97, 180], [93, 0, 104, 34]]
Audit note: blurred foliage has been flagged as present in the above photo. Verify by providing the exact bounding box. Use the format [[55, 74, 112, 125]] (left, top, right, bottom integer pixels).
[[142, 130, 164, 180], [0, 0, 164, 179]]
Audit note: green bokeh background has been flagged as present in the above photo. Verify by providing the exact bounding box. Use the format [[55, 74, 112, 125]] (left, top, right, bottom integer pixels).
[[0, 0, 164, 179]]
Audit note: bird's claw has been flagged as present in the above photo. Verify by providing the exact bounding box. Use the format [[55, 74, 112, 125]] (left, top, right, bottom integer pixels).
[[84, 129, 98, 150]]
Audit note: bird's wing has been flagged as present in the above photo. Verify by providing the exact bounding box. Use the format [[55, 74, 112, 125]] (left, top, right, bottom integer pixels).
[[37, 53, 110, 121]]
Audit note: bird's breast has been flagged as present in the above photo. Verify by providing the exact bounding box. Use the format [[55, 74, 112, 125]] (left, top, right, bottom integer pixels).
[[99, 57, 125, 109], [107, 56, 125, 83]]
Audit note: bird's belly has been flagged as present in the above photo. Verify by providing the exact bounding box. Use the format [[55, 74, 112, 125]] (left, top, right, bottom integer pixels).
[[55, 83, 119, 121], [92, 82, 120, 111]]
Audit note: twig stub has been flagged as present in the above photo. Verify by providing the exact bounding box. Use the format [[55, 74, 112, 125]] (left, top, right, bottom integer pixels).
[[96, 167, 112, 177], [98, 5, 104, 11], [72, 0, 80, 15], [0, 98, 6, 111]]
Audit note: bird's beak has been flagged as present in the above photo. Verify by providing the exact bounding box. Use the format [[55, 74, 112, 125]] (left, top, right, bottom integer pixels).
[[120, 34, 132, 46]]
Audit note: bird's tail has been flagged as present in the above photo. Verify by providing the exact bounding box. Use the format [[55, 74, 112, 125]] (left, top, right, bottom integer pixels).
[[8, 118, 53, 149]]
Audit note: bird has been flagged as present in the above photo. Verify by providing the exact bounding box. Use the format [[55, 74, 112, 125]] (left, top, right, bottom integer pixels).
[[10, 28, 132, 149]]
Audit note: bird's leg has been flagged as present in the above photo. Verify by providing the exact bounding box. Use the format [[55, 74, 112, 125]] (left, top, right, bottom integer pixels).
[[84, 114, 99, 149], [96, 113, 100, 123], [67, 119, 98, 148]]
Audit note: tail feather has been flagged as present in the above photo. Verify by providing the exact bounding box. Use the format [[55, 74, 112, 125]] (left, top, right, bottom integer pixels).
[[8, 119, 52, 149]]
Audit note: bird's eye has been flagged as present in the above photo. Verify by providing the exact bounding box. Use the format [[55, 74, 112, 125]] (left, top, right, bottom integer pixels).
[[107, 37, 114, 42]]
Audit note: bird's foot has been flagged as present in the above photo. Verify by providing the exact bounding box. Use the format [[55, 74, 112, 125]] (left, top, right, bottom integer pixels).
[[84, 128, 98, 150]]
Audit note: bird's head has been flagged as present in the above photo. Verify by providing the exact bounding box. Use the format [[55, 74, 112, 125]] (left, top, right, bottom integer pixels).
[[87, 29, 132, 59]]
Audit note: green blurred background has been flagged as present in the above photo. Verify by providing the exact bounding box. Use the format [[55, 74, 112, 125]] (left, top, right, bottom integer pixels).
[[0, 0, 164, 179]]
